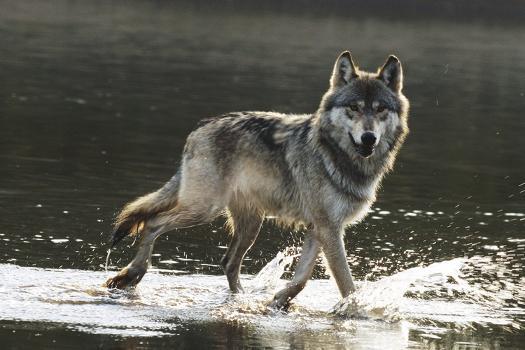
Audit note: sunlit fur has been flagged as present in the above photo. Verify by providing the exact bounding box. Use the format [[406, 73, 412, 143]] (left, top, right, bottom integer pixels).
[[105, 51, 410, 309]]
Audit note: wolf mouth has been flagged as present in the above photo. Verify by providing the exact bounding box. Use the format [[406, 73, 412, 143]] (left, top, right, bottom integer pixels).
[[349, 133, 375, 158]]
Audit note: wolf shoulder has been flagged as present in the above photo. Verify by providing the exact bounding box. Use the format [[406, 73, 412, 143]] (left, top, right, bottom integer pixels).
[[184, 111, 314, 155]]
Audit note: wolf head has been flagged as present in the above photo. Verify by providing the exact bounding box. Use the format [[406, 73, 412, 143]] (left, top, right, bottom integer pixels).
[[318, 51, 409, 160]]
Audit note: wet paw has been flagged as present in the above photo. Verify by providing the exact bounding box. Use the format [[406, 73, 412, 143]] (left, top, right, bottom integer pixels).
[[267, 296, 291, 311], [267, 286, 300, 311], [229, 281, 245, 294], [104, 266, 146, 289]]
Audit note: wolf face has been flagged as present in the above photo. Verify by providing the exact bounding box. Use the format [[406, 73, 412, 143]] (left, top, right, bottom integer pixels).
[[319, 52, 408, 159]]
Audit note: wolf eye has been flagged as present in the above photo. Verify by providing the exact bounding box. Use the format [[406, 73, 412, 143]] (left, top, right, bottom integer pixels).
[[345, 107, 356, 119], [349, 104, 358, 112], [377, 105, 385, 113]]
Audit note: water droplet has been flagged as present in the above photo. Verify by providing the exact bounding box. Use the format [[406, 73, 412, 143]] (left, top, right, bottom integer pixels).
[[50, 239, 69, 244]]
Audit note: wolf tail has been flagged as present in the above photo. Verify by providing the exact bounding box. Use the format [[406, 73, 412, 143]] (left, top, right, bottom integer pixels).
[[111, 170, 181, 248]]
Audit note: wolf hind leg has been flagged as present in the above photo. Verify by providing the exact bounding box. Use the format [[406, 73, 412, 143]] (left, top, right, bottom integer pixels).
[[105, 204, 221, 289], [111, 171, 181, 248], [221, 203, 264, 293]]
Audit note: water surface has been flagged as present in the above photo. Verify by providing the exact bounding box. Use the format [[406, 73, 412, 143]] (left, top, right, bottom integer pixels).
[[0, 1, 524, 349]]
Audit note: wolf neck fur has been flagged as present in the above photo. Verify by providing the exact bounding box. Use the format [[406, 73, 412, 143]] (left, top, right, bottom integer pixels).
[[310, 113, 394, 199]]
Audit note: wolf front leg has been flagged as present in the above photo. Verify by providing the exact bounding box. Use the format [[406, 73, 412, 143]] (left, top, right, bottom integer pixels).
[[318, 227, 356, 298], [269, 232, 321, 309]]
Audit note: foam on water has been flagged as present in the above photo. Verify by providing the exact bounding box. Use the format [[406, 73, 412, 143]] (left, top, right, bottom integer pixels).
[[336, 258, 471, 318], [0, 249, 522, 345], [335, 256, 523, 332]]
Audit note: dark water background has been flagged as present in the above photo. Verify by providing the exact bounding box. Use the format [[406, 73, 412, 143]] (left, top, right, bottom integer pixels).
[[0, 0, 524, 349]]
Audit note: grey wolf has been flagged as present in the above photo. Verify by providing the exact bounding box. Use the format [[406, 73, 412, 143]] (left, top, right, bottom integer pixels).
[[104, 51, 409, 309]]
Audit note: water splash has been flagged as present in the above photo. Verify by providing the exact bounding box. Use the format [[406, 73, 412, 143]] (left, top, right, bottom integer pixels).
[[209, 248, 298, 322], [249, 247, 297, 293], [333, 257, 523, 331], [104, 248, 111, 273], [333, 258, 467, 321]]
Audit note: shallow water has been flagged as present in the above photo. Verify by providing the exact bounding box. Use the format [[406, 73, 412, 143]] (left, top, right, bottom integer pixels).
[[1, 253, 523, 349], [1, 0, 524, 349]]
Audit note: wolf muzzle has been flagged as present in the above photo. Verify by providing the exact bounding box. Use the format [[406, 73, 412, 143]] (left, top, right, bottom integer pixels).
[[349, 132, 376, 158]]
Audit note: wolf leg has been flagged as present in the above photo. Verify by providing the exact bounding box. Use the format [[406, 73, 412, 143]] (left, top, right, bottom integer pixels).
[[269, 233, 321, 309], [221, 204, 264, 293], [318, 230, 356, 298], [104, 227, 160, 289], [105, 204, 220, 289]]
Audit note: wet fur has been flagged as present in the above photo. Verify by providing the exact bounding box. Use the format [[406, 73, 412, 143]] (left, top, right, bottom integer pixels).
[[105, 51, 410, 308]]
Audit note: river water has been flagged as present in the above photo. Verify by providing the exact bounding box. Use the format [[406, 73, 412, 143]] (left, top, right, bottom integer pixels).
[[0, 1, 524, 349]]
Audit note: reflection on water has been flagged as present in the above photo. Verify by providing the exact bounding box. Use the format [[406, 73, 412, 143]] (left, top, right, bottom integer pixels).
[[0, 0, 524, 348]]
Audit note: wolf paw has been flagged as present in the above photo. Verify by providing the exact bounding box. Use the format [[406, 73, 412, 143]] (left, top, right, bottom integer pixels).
[[267, 295, 292, 311], [104, 265, 146, 289], [267, 283, 304, 310]]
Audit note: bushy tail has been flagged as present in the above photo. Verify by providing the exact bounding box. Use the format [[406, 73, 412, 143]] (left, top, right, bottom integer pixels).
[[111, 170, 181, 247]]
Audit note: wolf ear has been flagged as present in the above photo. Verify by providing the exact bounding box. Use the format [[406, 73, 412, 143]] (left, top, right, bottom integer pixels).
[[378, 55, 403, 92], [330, 51, 358, 88]]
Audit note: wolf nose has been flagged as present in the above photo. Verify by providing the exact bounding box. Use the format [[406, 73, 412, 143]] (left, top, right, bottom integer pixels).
[[361, 132, 377, 146]]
